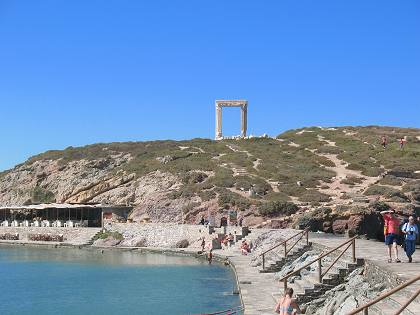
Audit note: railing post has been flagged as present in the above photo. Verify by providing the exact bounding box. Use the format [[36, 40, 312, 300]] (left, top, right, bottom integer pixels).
[[262, 254, 265, 270], [352, 239, 356, 263], [318, 259, 322, 283], [284, 278, 287, 291], [364, 308, 368, 315], [306, 230, 309, 245], [284, 242, 287, 258]]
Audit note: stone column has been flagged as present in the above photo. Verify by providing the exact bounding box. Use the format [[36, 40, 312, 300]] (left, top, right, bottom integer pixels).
[[215, 103, 223, 139], [241, 104, 247, 138]]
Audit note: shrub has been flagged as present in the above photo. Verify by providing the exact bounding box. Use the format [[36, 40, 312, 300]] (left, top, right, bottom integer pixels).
[[379, 175, 403, 186], [31, 187, 55, 203], [217, 190, 251, 211], [198, 190, 216, 202], [388, 191, 410, 203], [182, 202, 200, 213], [341, 176, 364, 186], [259, 201, 298, 217], [364, 185, 401, 197], [370, 201, 390, 212], [181, 172, 208, 184], [93, 231, 124, 241], [299, 190, 331, 203]]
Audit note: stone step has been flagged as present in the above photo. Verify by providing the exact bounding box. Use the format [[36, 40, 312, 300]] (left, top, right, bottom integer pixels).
[[385, 293, 420, 314], [370, 300, 417, 315]]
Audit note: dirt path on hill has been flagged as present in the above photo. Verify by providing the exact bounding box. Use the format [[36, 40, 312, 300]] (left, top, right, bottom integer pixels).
[[313, 135, 382, 202]]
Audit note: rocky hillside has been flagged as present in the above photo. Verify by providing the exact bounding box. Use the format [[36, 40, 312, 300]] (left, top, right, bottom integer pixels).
[[1, 126, 419, 235]]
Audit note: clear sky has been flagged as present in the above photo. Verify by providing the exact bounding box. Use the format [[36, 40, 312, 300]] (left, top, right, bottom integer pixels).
[[1, 0, 419, 171]]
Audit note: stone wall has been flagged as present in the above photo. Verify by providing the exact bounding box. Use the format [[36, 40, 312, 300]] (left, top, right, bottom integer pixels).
[[106, 223, 214, 248], [0, 227, 101, 245]]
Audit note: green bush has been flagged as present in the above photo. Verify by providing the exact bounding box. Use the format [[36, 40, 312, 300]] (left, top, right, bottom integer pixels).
[[93, 231, 124, 241], [364, 185, 401, 197], [259, 201, 298, 217], [370, 201, 390, 212], [31, 187, 55, 203], [379, 175, 403, 186], [341, 176, 364, 186], [217, 189, 251, 211], [299, 190, 331, 203], [181, 172, 208, 184], [198, 190, 216, 202]]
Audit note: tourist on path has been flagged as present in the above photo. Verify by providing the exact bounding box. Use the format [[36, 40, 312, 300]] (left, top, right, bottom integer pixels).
[[275, 288, 301, 315], [240, 240, 250, 255], [399, 137, 405, 150], [381, 209, 401, 263], [201, 237, 206, 252], [381, 136, 388, 149], [207, 249, 213, 265], [402, 216, 419, 263]]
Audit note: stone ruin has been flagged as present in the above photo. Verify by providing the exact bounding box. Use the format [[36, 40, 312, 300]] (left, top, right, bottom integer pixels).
[[215, 100, 248, 140]]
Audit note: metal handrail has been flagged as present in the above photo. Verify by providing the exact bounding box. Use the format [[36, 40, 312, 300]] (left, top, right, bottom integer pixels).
[[346, 274, 420, 315], [279, 236, 358, 291], [192, 306, 244, 315], [259, 228, 309, 270]]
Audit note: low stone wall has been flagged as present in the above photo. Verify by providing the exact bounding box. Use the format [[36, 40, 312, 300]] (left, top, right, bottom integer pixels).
[[0, 227, 101, 245], [106, 223, 214, 248]]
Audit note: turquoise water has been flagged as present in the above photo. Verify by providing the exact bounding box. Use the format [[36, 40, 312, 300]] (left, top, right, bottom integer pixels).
[[0, 246, 240, 315]]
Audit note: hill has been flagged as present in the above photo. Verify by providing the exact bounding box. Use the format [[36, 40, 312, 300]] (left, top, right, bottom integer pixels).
[[1, 126, 419, 236]]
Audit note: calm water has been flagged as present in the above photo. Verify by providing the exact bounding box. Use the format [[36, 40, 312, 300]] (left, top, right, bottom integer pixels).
[[0, 246, 240, 315]]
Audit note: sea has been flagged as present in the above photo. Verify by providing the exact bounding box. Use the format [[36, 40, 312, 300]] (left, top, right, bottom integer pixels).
[[0, 246, 241, 315]]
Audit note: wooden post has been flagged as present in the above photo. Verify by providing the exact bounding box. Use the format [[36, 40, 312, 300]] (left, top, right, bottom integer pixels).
[[364, 308, 368, 315], [306, 230, 309, 245], [262, 254, 265, 270], [284, 278, 287, 291], [284, 242, 287, 258], [318, 259, 322, 283], [352, 239, 356, 263]]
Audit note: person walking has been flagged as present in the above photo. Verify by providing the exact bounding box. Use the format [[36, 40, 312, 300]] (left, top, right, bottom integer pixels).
[[402, 216, 419, 263], [381, 209, 401, 263], [201, 237, 206, 252], [399, 138, 405, 150], [381, 136, 388, 149], [275, 288, 302, 314], [207, 249, 213, 265]]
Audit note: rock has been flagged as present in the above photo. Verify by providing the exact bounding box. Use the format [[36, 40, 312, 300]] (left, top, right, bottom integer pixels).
[[93, 237, 121, 247], [156, 156, 173, 164], [176, 239, 189, 248], [332, 219, 348, 234]]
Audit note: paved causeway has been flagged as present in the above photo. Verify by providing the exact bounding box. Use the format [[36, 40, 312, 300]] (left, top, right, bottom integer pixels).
[[216, 229, 420, 315]]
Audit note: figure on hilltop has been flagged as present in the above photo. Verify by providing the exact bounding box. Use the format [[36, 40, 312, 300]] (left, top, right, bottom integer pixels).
[[399, 137, 406, 150], [381, 136, 388, 149]]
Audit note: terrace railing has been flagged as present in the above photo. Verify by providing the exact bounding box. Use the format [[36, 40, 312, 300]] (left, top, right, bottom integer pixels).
[[278, 235, 357, 291], [259, 228, 309, 270], [192, 305, 244, 315], [346, 274, 420, 315]]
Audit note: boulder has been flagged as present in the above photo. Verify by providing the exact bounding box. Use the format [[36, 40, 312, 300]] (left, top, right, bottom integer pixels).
[[176, 239, 189, 248]]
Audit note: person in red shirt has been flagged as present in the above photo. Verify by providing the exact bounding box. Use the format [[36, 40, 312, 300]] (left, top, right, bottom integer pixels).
[[381, 136, 388, 149], [381, 209, 401, 263], [399, 138, 405, 150]]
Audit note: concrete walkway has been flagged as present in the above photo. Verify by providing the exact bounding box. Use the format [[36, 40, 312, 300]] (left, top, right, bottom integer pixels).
[[216, 229, 420, 315], [308, 232, 420, 283]]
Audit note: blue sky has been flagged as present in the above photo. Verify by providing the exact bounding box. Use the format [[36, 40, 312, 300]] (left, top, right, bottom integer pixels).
[[0, 0, 419, 171]]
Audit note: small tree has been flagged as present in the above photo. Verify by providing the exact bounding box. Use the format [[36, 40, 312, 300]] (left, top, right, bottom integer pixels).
[[259, 201, 298, 217]]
